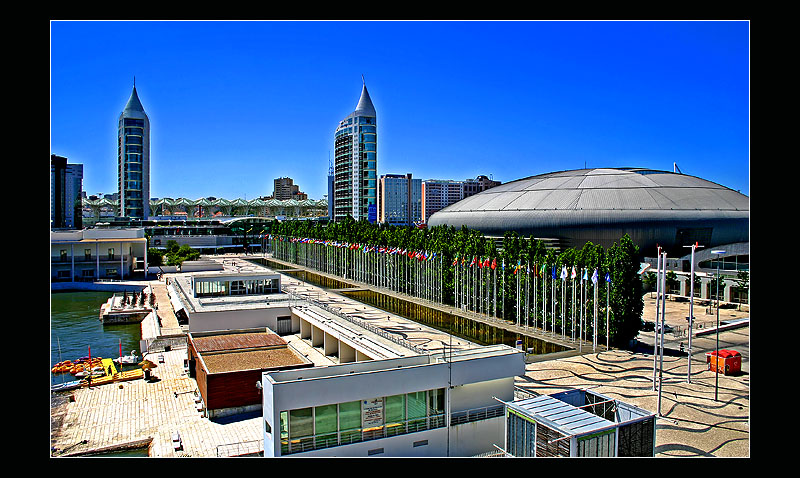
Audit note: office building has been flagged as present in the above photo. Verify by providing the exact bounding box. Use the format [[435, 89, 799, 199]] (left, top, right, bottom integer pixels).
[[274, 177, 306, 200], [118, 83, 150, 220], [421, 180, 464, 223], [462, 175, 501, 198], [379, 173, 422, 226], [333, 82, 377, 222], [51, 154, 83, 229]]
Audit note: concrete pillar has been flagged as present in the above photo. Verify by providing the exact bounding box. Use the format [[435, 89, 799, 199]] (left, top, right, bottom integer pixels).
[[324, 331, 338, 357], [300, 318, 311, 340], [311, 325, 323, 347], [340, 341, 356, 363]]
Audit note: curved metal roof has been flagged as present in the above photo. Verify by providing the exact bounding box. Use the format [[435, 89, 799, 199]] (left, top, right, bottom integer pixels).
[[428, 168, 749, 254], [438, 168, 748, 215]]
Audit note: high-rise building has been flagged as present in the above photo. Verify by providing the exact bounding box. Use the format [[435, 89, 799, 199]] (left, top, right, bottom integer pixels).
[[274, 177, 306, 200], [421, 176, 501, 223], [118, 83, 150, 220], [51, 154, 83, 229], [421, 180, 464, 223], [379, 173, 422, 226], [462, 175, 501, 198], [333, 81, 377, 222]]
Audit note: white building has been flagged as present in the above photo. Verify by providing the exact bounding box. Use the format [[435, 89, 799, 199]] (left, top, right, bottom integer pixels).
[[50, 228, 148, 282], [164, 258, 526, 457], [262, 344, 525, 457]]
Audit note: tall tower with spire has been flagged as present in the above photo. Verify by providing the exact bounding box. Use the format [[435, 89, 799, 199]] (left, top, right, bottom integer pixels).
[[118, 81, 150, 220], [333, 79, 377, 222]]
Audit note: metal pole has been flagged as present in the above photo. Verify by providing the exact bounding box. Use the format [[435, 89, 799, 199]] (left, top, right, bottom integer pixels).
[[658, 251, 667, 415], [653, 248, 661, 390]]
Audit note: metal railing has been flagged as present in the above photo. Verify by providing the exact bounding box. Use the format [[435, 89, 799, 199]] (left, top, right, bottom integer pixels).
[[280, 414, 445, 455], [450, 404, 505, 426], [284, 289, 427, 356], [216, 439, 263, 457]]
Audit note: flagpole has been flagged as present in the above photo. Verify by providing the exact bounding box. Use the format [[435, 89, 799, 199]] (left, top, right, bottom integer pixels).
[[653, 247, 661, 390], [606, 272, 610, 350]]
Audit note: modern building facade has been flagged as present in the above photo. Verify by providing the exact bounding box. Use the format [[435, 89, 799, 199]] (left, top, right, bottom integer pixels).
[[118, 84, 150, 220], [51, 154, 83, 229], [420, 176, 500, 223], [421, 180, 464, 223], [379, 173, 422, 226], [333, 82, 377, 222], [262, 344, 525, 457]]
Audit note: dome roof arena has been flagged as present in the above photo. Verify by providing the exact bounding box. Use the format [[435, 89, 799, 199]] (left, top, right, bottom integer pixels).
[[427, 168, 749, 256]]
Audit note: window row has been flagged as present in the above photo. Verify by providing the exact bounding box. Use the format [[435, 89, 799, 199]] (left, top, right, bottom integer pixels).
[[278, 388, 445, 455]]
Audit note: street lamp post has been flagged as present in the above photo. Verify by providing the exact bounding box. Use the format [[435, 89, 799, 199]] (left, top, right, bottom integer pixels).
[[711, 249, 726, 402]]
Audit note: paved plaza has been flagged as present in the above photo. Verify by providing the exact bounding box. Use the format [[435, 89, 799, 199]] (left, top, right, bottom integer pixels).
[[51, 255, 749, 457]]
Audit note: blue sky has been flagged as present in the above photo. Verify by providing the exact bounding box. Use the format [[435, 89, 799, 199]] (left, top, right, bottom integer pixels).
[[50, 20, 750, 201]]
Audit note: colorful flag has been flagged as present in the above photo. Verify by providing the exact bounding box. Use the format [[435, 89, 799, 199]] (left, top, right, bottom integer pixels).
[[591, 269, 598, 285], [571, 266, 577, 279], [552, 265, 557, 280], [561, 265, 568, 280], [470, 256, 476, 267], [582, 269, 588, 281], [491, 258, 497, 270], [605, 272, 611, 283]]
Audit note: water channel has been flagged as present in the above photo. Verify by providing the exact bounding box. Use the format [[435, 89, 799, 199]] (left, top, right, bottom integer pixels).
[[253, 258, 569, 355]]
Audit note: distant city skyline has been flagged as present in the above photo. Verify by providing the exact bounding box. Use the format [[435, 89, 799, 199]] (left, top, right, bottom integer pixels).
[[50, 20, 750, 201]]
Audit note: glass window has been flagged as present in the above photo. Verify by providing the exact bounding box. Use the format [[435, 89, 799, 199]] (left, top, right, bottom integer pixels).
[[385, 394, 406, 436], [407, 391, 426, 431], [314, 404, 338, 449], [338, 400, 361, 444]]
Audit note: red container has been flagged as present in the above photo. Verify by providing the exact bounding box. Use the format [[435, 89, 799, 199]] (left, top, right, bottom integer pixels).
[[706, 349, 741, 375]]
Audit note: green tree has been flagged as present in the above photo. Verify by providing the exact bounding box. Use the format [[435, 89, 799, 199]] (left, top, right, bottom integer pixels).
[[605, 234, 644, 347]]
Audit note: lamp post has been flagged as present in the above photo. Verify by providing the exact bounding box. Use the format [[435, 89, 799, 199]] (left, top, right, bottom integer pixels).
[[711, 249, 726, 402]]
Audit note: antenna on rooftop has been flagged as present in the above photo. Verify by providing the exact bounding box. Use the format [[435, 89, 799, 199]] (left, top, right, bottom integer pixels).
[[673, 162, 682, 174], [362, 74, 365, 85]]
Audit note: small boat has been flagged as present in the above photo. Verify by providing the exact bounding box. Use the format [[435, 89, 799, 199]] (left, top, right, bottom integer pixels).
[[74, 369, 105, 378], [51, 380, 83, 392], [114, 350, 140, 365]]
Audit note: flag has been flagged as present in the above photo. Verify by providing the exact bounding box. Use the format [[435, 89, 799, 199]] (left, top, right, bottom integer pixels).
[[561, 265, 568, 280], [582, 269, 588, 281], [470, 256, 476, 267], [591, 269, 598, 285], [514, 259, 521, 275], [452, 255, 459, 266], [483, 258, 490, 268], [491, 258, 497, 270], [571, 266, 577, 279], [552, 266, 557, 280], [605, 272, 611, 283], [540, 263, 547, 278]]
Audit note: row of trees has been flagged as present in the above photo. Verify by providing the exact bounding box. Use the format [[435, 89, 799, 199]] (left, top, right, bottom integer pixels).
[[270, 217, 644, 347]]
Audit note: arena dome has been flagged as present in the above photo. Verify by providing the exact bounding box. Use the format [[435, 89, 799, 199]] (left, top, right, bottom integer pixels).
[[427, 168, 749, 256]]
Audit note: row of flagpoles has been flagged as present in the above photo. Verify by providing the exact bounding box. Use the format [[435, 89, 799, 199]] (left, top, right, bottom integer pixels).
[[453, 256, 613, 350], [271, 235, 443, 304], [269, 235, 614, 350]]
